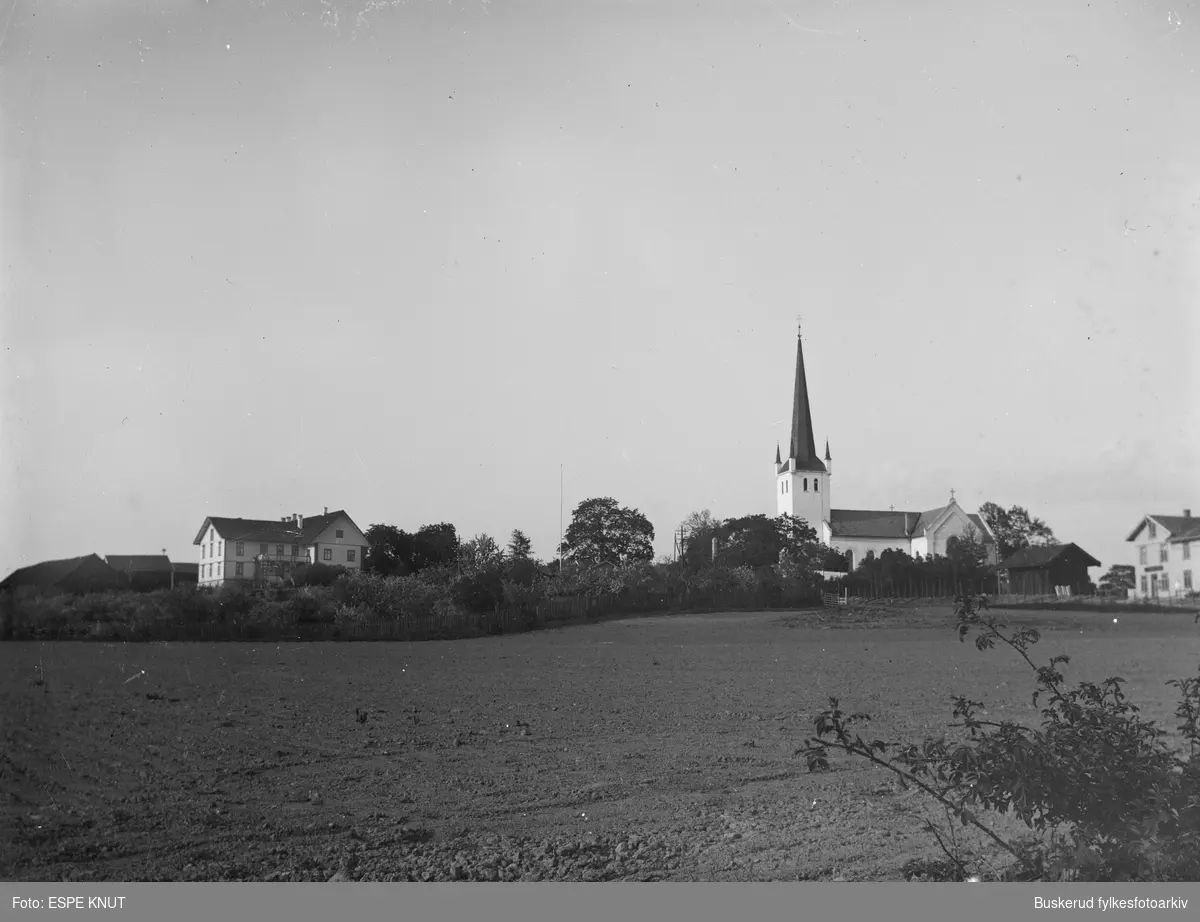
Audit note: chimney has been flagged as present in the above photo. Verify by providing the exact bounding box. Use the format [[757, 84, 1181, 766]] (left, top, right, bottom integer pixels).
[[904, 513, 910, 534], [1186, 509, 1193, 518], [295, 513, 303, 530], [324, 506, 329, 515]]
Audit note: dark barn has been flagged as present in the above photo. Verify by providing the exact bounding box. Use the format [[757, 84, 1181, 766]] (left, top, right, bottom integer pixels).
[[105, 555, 176, 592], [999, 543, 1101, 596], [172, 561, 199, 587], [0, 554, 126, 595]]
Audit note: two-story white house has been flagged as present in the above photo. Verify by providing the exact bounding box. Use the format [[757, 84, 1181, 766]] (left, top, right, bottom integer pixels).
[[192, 507, 370, 588], [1125, 509, 1198, 599]]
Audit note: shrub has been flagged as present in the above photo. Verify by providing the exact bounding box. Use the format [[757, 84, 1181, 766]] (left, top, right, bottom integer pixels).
[[799, 595, 1200, 881]]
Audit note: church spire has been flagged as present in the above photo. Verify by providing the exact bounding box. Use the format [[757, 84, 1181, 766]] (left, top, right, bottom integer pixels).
[[775, 442, 782, 465], [788, 328, 821, 469]]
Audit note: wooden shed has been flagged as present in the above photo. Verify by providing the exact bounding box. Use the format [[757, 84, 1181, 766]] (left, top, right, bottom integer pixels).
[[999, 543, 1101, 596]]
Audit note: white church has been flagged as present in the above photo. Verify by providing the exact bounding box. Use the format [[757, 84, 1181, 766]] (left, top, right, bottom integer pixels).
[[774, 331, 998, 570]]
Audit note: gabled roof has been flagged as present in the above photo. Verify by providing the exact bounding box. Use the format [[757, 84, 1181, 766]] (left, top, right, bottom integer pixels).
[[830, 509, 916, 539], [829, 505, 996, 543], [1126, 514, 1200, 544], [194, 510, 364, 546], [106, 554, 173, 573], [999, 543, 1101, 570], [0, 554, 117, 591]]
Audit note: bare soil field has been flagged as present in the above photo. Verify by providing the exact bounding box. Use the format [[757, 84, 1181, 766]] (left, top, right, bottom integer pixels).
[[2, 606, 1197, 882]]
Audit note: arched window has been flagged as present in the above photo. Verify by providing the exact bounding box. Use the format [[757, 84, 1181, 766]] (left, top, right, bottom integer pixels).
[[814, 478, 819, 492], [803, 478, 808, 491]]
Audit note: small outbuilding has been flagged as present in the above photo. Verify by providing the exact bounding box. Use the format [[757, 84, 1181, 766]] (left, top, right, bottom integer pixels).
[[998, 543, 1102, 596]]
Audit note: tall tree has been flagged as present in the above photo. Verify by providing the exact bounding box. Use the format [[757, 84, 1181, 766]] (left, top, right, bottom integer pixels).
[[979, 502, 1058, 561], [457, 533, 505, 578], [412, 523, 460, 571], [507, 529, 533, 560], [363, 523, 416, 576], [677, 509, 722, 572], [560, 497, 655, 566]]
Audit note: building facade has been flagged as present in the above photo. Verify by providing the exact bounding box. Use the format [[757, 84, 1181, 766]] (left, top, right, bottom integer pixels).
[[774, 330, 997, 568], [1125, 510, 1198, 599], [192, 508, 370, 588]]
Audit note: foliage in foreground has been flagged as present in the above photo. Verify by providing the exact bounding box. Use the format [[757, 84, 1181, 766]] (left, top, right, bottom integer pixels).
[[800, 595, 1200, 881]]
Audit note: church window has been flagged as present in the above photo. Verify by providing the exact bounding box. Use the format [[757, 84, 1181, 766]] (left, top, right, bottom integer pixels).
[[803, 478, 808, 491], [814, 478, 819, 492]]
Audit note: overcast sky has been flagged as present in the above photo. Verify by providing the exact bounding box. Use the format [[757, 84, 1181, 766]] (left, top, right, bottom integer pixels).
[[2, 0, 1198, 578]]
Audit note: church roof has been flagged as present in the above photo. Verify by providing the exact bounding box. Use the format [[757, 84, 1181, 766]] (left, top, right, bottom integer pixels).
[[829, 507, 995, 543], [786, 333, 826, 472]]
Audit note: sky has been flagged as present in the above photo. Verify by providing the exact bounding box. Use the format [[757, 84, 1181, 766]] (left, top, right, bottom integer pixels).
[[2, 0, 1198, 579]]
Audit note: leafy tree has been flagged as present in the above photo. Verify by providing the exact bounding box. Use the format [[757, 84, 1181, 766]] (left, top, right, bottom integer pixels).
[[457, 533, 505, 579], [1099, 564, 1135, 595], [560, 497, 655, 567], [364, 523, 416, 576], [412, 523, 459, 571], [677, 509, 722, 572], [980, 502, 1059, 561]]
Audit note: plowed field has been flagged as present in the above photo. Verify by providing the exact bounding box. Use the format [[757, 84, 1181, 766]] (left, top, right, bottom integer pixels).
[[2, 607, 1194, 881]]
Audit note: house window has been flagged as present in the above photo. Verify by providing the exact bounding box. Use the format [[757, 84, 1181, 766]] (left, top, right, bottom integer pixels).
[[236, 562, 244, 577], [219, 541, 224, 556], [1185, 570, 1193, 590], [210, 528, 215, 541], [1139, 546, 1147, 565], [336, 529, 344, 539], [1141, 575, 1148, 594], [236, 542, 244, 557], [1149, 522, 1157, 539], [323, 548, 332, 561], [781, 483, 784, 495], [217, 562, 222, 577], [1185, 543, 1192, 561], [201, 545, 206, 559], [347, 549, 356, 563], [292, 544, 298, 557], [209, 542, 213, 557], [260, 543, 268, 555], [276, 544, 284, 556], [206, 564, 211, 578], [1161, 545, 1169, 563]]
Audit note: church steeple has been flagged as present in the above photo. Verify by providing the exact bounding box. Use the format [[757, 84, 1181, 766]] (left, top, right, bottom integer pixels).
[[788, 329, 823, 471]]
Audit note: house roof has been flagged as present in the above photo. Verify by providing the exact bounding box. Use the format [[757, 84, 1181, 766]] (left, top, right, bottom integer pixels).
[[999, 543, 1101, 570], [194, 510, 363, 546], [106, 554, 173, 573], [0, 554, 115, 591], [1125, 514, 1200, 544]]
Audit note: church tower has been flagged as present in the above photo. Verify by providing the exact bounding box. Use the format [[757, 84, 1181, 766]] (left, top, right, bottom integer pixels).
[[775, 328, 831, 540]]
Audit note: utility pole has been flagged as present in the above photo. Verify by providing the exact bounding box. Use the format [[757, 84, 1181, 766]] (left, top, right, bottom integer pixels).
[[559, 463, 564, 573]]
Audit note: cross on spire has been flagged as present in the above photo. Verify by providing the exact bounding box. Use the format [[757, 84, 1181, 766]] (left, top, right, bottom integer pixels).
[[949, 488, 956, 502]]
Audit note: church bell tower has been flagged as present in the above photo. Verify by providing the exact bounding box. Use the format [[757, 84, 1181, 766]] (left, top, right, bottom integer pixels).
[[775, 327, 831, 541]]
